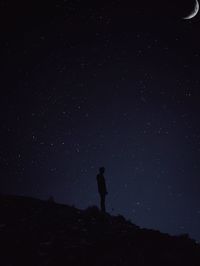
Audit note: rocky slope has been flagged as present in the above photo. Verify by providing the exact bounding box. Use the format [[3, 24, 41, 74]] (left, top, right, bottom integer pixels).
[[0, 195, 200, 266]]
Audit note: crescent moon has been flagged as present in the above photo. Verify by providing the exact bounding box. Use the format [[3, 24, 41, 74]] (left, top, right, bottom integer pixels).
[[183, 0, 199, 19]]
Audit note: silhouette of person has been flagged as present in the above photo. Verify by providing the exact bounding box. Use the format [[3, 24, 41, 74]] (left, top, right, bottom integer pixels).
[[96, 167, 108, 213]]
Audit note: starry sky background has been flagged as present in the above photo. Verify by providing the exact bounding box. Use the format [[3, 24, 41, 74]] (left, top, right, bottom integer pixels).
[[1, 0, 200, 241]]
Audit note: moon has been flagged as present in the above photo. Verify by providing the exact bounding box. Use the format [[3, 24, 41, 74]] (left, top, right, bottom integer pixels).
[[183, 0, 199, 19]]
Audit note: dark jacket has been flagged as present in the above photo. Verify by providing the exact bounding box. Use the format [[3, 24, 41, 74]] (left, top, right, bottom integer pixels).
[[97, 174, 107, 195]]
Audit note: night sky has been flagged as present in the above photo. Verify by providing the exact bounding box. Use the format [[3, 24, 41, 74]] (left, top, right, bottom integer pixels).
[[1, 0, 200, 241]]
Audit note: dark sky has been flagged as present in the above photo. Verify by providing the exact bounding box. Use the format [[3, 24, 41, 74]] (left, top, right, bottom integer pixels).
[[1, 0, 200, 241]]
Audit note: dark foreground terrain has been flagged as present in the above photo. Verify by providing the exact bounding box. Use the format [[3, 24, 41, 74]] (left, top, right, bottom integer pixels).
[[0, 195, 200, 266]]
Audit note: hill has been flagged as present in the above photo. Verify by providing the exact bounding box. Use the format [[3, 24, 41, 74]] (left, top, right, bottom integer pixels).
[[0, 195, 200, 266]]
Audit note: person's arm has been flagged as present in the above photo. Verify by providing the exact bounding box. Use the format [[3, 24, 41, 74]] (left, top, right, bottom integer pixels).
[[104, 178, 108, 194]]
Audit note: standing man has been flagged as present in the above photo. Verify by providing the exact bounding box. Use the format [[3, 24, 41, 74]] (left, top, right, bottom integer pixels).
[[96, 167, 108, 213]]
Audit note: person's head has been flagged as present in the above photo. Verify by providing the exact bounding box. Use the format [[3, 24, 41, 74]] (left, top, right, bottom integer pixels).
[[99, 167, 105, 174]]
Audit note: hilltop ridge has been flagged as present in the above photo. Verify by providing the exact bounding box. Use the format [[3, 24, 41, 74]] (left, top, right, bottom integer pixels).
[[0, 195, 200, 266]]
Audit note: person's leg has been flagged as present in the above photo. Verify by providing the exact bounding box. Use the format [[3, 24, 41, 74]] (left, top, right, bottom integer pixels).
[[100, 194, 106, 213]]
